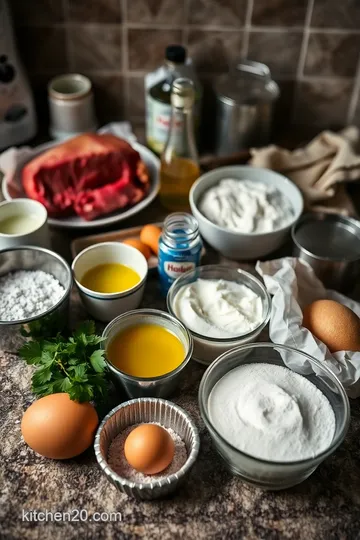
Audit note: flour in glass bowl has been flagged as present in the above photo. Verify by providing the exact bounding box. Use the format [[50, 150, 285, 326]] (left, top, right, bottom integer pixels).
[[199, 179, 294, 233], [208, 363, 336, 462]]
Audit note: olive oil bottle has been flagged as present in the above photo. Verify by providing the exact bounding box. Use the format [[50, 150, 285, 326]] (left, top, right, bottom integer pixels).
[[159, 78, 200, 211]]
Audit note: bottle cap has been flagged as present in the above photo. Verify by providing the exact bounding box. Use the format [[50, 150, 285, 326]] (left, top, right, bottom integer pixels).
[[165, 45, 186, 64], [171, 78, 195, 109]]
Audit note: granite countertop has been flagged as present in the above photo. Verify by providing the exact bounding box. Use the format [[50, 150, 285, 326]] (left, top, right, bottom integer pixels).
[[1, 206, 360, 540]]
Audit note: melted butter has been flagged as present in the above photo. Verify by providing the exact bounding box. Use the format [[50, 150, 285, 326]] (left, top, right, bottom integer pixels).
[[107, 323, 185, 377], [81, 263, 140, 293]]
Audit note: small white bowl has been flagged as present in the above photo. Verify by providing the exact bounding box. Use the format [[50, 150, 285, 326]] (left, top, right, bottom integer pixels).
[[72, 242, 148, 322], [0, 199, 49, 249], [189, 166, 303, 260]]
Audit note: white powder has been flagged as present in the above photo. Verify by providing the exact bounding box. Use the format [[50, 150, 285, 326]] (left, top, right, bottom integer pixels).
[[0, 270, 65, 321], [209, 363, 336, 462], [107, 423, 188, 483]]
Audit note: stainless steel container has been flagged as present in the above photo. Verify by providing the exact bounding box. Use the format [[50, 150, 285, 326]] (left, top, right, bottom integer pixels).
[[94, 397, 200, 500], [102, 309, 193, 399], [292, 213, 360, 292], [0, 246, 72, 351], [214, 60, 280, 156]]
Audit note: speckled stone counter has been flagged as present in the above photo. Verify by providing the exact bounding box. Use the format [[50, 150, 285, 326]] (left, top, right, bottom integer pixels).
[[1, 236, 360, 540]]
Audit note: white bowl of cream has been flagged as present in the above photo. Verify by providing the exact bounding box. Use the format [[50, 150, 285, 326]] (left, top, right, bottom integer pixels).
[[199, 343, 350, 490], [0, 199, 50, 250], [167, 265, 271, 365], [189, 166, 303, 260]]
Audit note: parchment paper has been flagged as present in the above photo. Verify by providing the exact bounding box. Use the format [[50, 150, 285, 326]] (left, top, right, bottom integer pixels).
[[256, 257, 360, 398]]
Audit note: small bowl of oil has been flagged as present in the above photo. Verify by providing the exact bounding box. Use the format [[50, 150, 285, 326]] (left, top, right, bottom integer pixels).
[[0, 199, 50, 249], [102, 308, 193, 399], [72, 241, 148, 322]]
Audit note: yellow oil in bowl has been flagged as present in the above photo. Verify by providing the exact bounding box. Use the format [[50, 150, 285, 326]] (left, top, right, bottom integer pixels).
[[107, 323, 185, 378], [81, 263, 140, 294]]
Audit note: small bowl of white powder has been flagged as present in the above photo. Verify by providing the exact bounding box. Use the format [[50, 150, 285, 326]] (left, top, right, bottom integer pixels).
[[94, 397, 200, 500], [189, 165, 303, 260], [167, 265, 271, 365], [199, 342, 350, 490], [0, 246, 72, 348]]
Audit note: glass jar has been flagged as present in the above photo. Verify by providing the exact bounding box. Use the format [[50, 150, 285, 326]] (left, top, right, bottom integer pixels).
[[158, 212, 202, 296]]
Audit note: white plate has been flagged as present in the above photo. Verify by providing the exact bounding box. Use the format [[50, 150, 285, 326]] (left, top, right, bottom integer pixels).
[[2, 139, 160, 229]]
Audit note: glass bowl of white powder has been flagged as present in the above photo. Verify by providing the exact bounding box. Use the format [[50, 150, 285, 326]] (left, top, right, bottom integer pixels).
[[189, 165, 303, 260], [199, 342, 350, 490], [167, 265, 271, 365], [0, 246, 72, 350]]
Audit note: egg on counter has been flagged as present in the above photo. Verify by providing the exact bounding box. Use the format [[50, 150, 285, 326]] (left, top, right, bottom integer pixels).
[[122, 238, 152, 260], [21, 393, 99, 459], [302, 299, 360, 353], [140, 225, 162, 256], [124, 423, 175, 474]]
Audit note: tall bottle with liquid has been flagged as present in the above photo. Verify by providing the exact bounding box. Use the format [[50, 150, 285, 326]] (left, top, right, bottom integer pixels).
[[159, 78, 200, 211]]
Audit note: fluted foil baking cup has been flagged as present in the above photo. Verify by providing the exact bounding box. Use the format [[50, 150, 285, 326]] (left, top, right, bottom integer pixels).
[[94, 397, 200, 500]]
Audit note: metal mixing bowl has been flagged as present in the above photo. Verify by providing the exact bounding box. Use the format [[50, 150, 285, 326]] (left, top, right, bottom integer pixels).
[[94, 397, 200, 500], [0, 246, 72, 350]]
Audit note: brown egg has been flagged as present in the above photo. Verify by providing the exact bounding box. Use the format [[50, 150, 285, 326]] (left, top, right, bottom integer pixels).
[[122, 237, 151, 260], [302, 299, 360, 353], [140, 225, 162, 256], [21, 393, 99, 459], [124, 423, 175, 475]]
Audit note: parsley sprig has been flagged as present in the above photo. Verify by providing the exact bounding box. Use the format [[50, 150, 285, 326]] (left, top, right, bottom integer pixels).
[[19, 321, 109, 403]]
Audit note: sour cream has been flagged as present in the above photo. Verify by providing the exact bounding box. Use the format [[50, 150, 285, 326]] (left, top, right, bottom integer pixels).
[[173, 278, 263, 338], [199, 178, 294, 233]]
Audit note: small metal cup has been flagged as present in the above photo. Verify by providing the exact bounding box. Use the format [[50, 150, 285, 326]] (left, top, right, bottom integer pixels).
[[292, 213, 360, 292], [102, 309, 193, 399]]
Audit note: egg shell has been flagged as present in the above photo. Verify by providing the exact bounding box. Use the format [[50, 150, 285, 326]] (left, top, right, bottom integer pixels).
[[124, 423, 175, 475], [140, 225, 162, 256], [21, 393, 99, 459], [302, 299, 360, 353], [122, 238, 152, 260]]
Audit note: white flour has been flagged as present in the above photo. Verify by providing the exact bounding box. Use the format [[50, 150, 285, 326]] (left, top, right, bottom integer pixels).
[[209, 363, 336, 462], [199, 179, 294, 233], [0, 270, 65, 321]]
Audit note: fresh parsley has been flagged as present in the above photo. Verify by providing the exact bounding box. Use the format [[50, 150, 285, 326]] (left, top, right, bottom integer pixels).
[[19, 320, 109, 403]]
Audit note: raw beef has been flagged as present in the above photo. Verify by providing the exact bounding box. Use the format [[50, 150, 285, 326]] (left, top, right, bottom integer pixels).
[[22, 133, 150, 221]]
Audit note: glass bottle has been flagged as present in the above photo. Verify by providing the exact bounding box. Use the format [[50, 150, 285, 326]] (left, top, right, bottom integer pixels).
[[158, 212, 202, 296], [159, 77, 200, 211]]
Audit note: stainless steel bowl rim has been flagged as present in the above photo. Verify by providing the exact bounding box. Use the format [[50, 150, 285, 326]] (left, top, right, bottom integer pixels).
[[167, 264, 271, 343], [0, 245, 73, 326], [199, 341, 350, 466], [190, 166, 304, 237], [94, 397, 200, 490], [291, 212, 360, 262], [102, 308, 194, 382]]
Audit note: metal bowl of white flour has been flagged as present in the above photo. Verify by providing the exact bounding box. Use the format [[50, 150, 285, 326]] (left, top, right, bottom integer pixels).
[[199, 342, 350, 490], [0, 246, 72, 351]]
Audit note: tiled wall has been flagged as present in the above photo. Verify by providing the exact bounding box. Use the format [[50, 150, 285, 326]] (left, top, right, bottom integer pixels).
[[10, 0, 360, 139]]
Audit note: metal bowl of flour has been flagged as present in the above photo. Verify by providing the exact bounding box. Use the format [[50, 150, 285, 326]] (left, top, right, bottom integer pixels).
[[0, 246, 72, 350]]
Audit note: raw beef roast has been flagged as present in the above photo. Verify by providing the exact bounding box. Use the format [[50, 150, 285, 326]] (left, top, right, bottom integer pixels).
[[22, 134, 150, 221]]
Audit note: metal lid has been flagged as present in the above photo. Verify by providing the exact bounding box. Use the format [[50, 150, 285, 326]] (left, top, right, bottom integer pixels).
[[165, 45, 186, 64], [171, 77, 195, 108], [215, 60, 280, 106]]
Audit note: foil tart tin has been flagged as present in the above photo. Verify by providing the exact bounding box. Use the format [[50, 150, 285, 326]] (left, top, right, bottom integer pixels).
[[94, 397, 200, 500]]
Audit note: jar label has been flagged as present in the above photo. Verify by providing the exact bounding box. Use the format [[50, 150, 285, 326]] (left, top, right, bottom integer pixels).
[[164, 261, 196, 278], [146, 95, 184, 154]]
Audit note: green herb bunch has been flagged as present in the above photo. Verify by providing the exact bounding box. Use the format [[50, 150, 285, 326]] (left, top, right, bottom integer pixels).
[[19, 321, 108, 403]]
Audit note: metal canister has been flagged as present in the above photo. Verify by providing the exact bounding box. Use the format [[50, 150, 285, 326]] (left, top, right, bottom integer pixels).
[[214, 60, 280, 156]]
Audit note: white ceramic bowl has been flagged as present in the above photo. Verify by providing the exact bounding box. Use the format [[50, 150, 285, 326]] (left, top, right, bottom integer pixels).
[[0, 199, 49, 249], [72, 242, 148, 322], [167, 265, 271, 365], [189, 166, 303, 260]]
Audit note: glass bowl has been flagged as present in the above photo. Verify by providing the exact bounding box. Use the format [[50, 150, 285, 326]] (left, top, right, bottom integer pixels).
[[198, 342, 350, 490], [167, 265, 271, 365]]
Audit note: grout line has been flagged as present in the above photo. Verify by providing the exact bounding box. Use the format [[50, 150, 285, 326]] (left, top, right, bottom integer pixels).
[[242, 0, 254, 57], [296, 0, 314, 79], [62, 0, 73, 71], [347, 54, 360, 123], [183, 0, 190, 47], [121, 0, 129, 110]]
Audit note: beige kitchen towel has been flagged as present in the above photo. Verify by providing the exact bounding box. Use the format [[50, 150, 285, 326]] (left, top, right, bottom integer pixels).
[[250, 126, 360, 215]]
